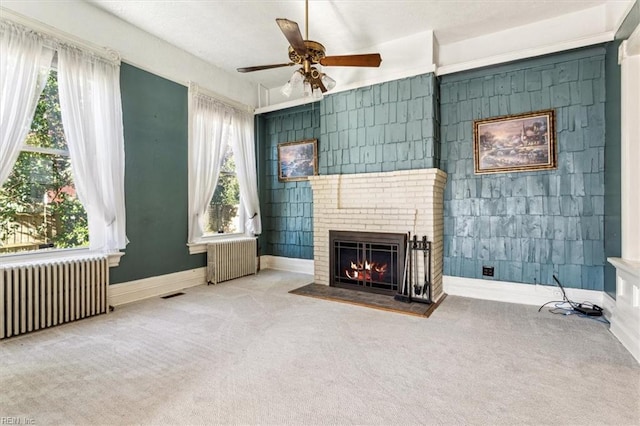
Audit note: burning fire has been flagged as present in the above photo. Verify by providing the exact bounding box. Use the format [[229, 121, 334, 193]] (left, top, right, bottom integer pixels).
[[345, 260, 388, 281]]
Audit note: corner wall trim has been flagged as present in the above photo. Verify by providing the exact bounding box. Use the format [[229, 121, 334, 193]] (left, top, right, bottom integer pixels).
[[443, 275, 604, 309], [108, 267, 206, 306], [606, 258, 640, 363], [260, 255, 314, 275]]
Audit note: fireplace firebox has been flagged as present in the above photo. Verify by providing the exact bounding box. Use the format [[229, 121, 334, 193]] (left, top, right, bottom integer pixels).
[[330, 230, 407, 295]]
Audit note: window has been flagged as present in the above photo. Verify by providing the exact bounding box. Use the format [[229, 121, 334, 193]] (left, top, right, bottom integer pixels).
[[188, 84, 261, 251], [0, 70, 88, 254], [204, 141, 244, 235]]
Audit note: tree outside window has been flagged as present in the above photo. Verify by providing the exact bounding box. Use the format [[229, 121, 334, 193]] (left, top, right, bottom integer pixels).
[[0, 71, 89, 254], [205, 143, 242, 234]]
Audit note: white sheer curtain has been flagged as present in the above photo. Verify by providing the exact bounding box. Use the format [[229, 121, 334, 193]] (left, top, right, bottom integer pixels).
[[0, 21, 54, 186], [231, 111, 262, 235], [188, 86, 232, 243], [57, 45, 128, 251]]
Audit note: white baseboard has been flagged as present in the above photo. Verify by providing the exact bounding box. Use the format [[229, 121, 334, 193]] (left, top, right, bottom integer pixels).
[[443, 275, 604, 308], [605, 259, 640, 363], [609, 312, 640, 363], [602, 292, 616, 321], [108, 267, 206, 307], [260, 255, 313, 275], [605, 292, 640, 363]]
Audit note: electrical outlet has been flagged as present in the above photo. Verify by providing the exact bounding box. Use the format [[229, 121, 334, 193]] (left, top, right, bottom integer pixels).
[[537, 284, 563, 298], [548, 288, 563, 298], [482, 266, 494, 277]]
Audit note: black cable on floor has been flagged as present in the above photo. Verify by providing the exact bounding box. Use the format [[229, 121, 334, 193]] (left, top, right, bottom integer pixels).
[[540, 300, 610, 324]]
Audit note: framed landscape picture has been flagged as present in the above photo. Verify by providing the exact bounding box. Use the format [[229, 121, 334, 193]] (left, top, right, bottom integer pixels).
[[473, 109, 556, 174], [277, 139, 318, 182]]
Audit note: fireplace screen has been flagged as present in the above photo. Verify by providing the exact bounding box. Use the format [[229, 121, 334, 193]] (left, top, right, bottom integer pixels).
[[330, 231, 407, 295]]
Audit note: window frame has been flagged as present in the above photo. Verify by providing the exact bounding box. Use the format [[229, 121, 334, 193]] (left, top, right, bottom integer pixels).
[[0, 69, 122, 267], [188, 157, 247, 255], [202, 152, 245, 237], [187, 87, 253, 255]]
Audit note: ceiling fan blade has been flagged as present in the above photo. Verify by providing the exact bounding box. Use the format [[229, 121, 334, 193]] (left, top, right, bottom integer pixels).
[[276, 18, 308, 57], [320, 53, 382, 68], [237, 63, 295, 73]]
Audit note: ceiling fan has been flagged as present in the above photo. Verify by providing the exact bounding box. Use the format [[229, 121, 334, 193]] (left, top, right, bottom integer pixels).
[[237, 0, 382, 98]]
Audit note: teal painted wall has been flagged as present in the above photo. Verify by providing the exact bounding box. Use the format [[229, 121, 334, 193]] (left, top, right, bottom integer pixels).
[[603, 0, 639, 298], [440, 47, 607, 289], [319, 73, 439, 174], [110, 63, 205, 284], [257, 47, 619, 294], [604, 42, 623, 297], [258, 105, 319, 259], [257, 74, 439, 259]]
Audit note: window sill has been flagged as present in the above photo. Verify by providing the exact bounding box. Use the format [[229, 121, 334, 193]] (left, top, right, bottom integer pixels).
[[0, 248, 125, 268], [188, 234, 256, 255]]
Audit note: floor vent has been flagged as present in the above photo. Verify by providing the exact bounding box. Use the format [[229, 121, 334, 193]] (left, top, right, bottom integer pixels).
[[161, 292, 185, 299]]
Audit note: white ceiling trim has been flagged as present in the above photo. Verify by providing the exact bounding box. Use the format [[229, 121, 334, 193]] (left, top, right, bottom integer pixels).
[[0, 1, 258, 108], [259, 4, 622, 112], [1, 0, 633, 113], [437, 32, 614, 77], [625, 22, 640, 56]]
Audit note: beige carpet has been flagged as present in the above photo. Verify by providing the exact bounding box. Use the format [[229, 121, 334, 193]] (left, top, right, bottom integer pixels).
[[0, 269, 638, 425]]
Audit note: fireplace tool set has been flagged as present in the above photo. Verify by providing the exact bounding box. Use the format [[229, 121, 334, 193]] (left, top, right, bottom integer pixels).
[[395, 234, 432, 304]]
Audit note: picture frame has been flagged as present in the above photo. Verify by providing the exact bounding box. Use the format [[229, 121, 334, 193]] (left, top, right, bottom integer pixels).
[[277, 138, 319, 182], [473, 109, 556, 174]]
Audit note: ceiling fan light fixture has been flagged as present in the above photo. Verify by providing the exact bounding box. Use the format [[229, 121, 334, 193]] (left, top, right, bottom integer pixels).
[[281, 69, 305, 98], [290, 69, 304, 87], [236, 0, 382, 101], [280, 81, 293, 97], [312, 86, 323, 99], [321, 73, 336, 91], [303, 80, 312, 97]]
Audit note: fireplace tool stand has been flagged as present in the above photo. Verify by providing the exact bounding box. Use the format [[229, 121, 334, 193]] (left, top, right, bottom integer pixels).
[[395, 234, 432, 304]]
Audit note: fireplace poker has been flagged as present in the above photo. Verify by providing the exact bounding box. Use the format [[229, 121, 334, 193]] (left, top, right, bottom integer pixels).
[[423, 236, 432, 304], [412, 236, 423, 296], [412, 235, 419, 298], [410, 235, 433, 304], [394, 233, 412, 303]]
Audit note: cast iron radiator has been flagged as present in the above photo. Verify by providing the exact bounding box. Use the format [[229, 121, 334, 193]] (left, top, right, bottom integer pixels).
[[206, 238, 257, 285], [1, 255, 109, 339]]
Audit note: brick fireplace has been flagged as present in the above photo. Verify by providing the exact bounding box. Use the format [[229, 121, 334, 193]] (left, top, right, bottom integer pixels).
[[309, 169, 447, 302]]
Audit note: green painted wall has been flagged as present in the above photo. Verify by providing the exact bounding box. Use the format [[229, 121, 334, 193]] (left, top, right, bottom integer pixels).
[[257, 44, 622, 295], [603, 0, 639, 298], [257, 74, 439, 259], [604, 42, 623, 297], [319, 74, 439, 174], [258, 105, 319, 259], [110, 63, 205, 284], [440, 46, 607, 290]]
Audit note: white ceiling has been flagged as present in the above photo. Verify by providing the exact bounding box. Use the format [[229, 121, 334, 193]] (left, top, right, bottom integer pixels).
[[84, 0, 628, 91]]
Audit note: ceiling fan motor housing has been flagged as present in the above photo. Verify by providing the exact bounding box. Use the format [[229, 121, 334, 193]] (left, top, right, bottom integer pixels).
[[288, 40, 326, 65]]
